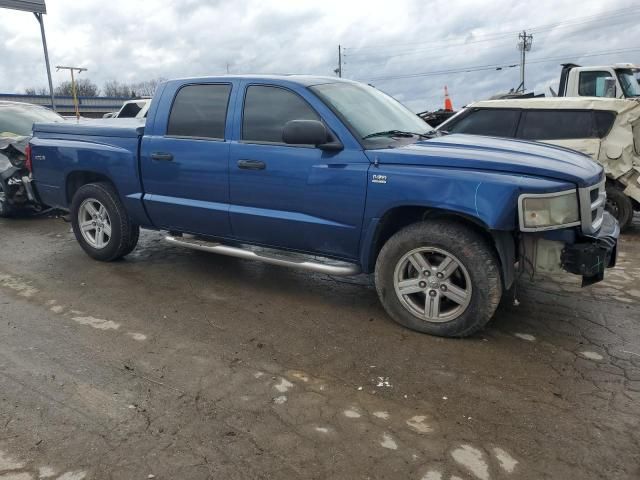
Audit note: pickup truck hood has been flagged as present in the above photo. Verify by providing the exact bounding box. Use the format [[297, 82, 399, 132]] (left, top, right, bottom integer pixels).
[[367, 134, 603, 187]]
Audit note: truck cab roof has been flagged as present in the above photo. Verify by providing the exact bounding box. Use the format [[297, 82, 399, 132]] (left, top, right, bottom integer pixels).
[[161, 74, 358, 88]]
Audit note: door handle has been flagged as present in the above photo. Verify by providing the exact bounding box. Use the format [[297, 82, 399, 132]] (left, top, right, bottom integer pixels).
[[151, 152, 174, 161], [237, 159, 266, 170]]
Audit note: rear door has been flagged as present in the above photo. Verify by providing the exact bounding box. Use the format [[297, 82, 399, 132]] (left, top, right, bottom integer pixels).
[[140, 82, 234, 237], [228, 83, 369, 260], [516, 109, 602, 158]]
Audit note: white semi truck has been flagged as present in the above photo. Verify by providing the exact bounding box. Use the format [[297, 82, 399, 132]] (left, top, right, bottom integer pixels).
[[557, 63, 640, 99]]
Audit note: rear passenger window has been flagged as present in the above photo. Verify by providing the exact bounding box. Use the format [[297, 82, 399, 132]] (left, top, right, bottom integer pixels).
[[445, 109, 519, 137], [518, 110, 594, 140], [167, 84, 231, 139], [242, 85, 319, 143], [594, 111, 616, 138]]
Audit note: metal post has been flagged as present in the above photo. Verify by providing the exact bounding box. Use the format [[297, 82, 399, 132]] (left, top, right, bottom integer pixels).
[[70, 68, 79, 119], [516, 31, 533, 93], [338, 45, 342, 78], [56, 66, 87, 120], [34, 12, 56, 111], [519, 42, 525, 91]]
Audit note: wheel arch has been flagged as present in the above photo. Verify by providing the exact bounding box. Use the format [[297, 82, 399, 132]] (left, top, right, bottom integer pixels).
[[66, 171, 118, 204], [363, 205, 515, 289]]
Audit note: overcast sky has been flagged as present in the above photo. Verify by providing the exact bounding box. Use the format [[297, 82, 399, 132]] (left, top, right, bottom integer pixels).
[[1, 0, 640, 111]]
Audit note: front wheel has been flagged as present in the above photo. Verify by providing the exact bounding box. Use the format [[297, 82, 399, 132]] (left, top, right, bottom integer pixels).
[[605, 186, 633, 232], [70, 182, 140, 261], [375, 220, 502, 337]]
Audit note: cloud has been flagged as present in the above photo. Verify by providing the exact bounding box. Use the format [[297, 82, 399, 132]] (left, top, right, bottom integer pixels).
[[1, 0, 639, 111]]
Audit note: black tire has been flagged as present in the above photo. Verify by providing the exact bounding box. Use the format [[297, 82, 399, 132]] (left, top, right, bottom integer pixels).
[[121, 225, 141, 257], [605, 187, 633, 232], [70, 182, 140, 261], [375, 220, 502, 337], [0, 183, 13, 218]]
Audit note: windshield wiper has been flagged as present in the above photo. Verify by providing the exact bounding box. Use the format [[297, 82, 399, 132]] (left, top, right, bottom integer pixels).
[[363, 130, 433, 140]]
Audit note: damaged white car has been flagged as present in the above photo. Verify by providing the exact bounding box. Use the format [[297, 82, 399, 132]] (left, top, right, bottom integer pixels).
[[438, 97, 640, 231], [1, 101, 64, 217]]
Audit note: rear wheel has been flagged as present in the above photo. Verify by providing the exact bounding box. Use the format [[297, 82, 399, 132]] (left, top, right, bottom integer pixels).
[[375, 220, 502, 337], [605, 186, 633, 232], [70, 182, 139, 261]]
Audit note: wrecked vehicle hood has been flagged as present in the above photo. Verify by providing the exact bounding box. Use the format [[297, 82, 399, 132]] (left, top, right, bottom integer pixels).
[[366, 133, 602, 187], [0, 135, 29, 171], [594, 101, 640, 178]]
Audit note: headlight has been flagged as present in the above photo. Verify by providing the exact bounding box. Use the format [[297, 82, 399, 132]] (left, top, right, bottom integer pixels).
[[519, 190, 580, 231]]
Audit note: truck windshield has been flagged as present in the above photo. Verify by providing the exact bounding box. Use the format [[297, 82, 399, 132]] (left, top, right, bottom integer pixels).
[[310, 82, 432, 144], [616, 69, 640, 97]]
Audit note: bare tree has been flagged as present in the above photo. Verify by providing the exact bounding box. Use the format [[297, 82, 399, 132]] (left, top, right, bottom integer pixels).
[[131, 78, 167, 97], [103, 80, 134, 98], [54, 79, 100, 97], [24, 86, 50, 95]]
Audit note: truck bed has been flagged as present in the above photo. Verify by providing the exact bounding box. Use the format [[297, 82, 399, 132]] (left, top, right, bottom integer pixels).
[[30, 118, 149, 226], [33, 118, 144, 138]]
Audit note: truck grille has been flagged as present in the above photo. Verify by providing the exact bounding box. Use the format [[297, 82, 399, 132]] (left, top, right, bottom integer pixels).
[[578, 175, 606, 235]]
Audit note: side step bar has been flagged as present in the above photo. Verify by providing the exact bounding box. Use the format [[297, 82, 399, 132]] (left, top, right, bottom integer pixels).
[[165, 236, 361, 276]]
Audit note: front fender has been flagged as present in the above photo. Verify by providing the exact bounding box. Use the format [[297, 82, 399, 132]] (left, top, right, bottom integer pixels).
[[363, 166, 576, 229], [359, 165, 576, 275]]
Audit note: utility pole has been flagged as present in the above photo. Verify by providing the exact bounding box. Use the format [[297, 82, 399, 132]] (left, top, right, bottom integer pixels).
[[516, 31, 533, 93], [56, 65, 87, 120], [334, 45, 342, 78]]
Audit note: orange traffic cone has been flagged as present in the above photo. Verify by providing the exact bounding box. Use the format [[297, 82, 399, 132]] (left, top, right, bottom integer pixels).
[[444, 86, 453, 111]]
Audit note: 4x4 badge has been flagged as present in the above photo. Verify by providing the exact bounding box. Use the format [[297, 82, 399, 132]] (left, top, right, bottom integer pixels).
[[372, 174, 387, 184]]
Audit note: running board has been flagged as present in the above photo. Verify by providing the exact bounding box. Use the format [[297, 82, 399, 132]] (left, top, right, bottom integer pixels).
[[165, 236, 361, 276]]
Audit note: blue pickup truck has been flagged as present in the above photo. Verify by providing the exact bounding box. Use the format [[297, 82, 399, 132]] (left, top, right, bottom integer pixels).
[[28, 75, 618, 337]]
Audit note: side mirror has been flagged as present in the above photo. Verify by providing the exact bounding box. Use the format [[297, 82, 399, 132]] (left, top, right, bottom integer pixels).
[[283, 120, 328, 145], [595, 77, 617, 98], [603, 77, 617, 98], [282, 120, 342, 151]]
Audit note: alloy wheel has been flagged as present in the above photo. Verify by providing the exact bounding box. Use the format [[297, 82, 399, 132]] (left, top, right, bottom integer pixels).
[[78, 198, 112, 249], [393, 247, 472, 323]]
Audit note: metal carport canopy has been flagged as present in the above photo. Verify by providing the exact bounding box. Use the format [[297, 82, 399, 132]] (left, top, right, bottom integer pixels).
[[0, 0, 55, 110], [0, 0, 46, 13]]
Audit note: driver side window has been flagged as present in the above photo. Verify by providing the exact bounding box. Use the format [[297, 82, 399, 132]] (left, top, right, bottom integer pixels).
[[578, 71, 613, 97], [242, 85, 319, 144]]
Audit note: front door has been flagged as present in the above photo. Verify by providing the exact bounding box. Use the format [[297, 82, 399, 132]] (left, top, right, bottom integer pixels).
[[228, 84, 369, 260], [141, 83, 233, 237]]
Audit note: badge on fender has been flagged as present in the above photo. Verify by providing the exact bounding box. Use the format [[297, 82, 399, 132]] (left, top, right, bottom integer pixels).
[[372, 174, 387, 184]]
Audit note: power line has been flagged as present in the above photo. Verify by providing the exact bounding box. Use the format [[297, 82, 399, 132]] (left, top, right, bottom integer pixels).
[[363, 47, 640, 82], [344, 12, 638, 68], [346, 38, 514, 61], [345, 6, 640, 56]]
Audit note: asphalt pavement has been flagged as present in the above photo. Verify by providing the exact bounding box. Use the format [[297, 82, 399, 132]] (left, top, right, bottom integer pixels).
[[0, 214, 638, 479]]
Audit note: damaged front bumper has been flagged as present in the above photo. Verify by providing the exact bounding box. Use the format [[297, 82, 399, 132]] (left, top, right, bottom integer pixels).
[[561, 211, 619, 286], [520, 211, 619, 287]]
